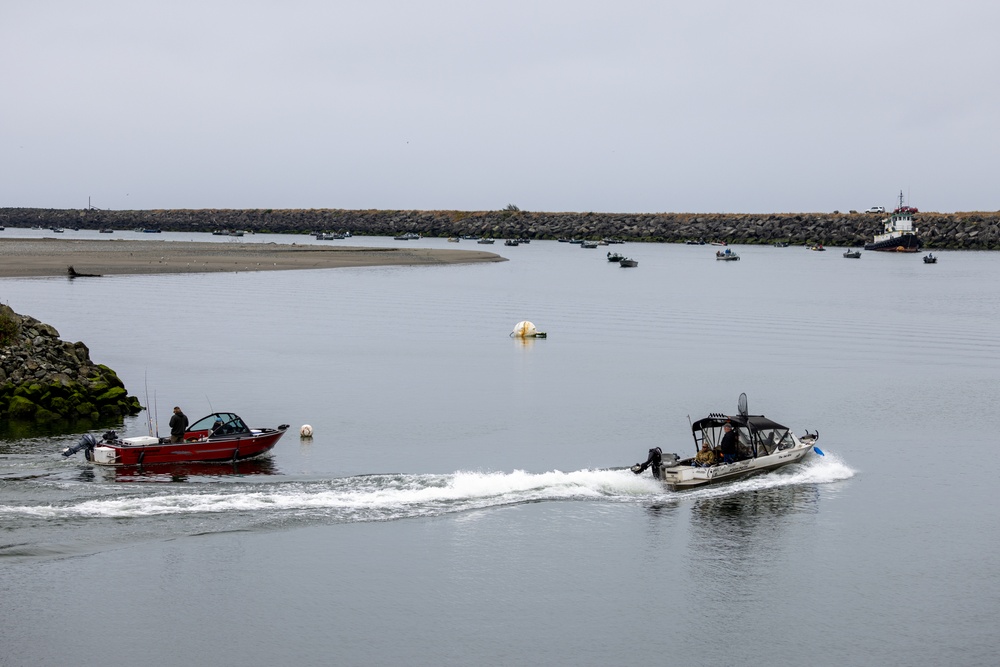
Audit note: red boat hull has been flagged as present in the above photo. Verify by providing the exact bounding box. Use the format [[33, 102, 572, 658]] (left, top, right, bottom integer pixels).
[[95, 428, 287, 466]]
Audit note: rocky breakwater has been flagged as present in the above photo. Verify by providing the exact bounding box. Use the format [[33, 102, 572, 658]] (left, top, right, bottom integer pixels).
[[4, 207, 1000, 249], [0, 304, 143, 430]]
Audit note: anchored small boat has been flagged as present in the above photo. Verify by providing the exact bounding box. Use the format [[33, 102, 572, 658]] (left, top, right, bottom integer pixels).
[[843, 249, 861, 258], [607, 252, 624, 262], [716, 249, 740, 261], [923, 253, 938, 264], [62, 412, 289, 466], [619, 258, 638, 267], [631, 393, 821, 491]]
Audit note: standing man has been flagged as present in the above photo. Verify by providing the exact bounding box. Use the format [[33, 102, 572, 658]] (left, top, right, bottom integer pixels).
[[719, 422, 738, 463], [169, 406, 189, 443]]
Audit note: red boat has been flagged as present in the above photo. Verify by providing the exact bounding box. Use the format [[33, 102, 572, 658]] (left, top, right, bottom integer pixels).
[[63, 412, 289, 466]]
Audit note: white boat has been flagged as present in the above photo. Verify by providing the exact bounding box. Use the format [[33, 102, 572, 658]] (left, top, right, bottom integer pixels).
[[715, 249, 740, 261], [631, 393, 820, 491]]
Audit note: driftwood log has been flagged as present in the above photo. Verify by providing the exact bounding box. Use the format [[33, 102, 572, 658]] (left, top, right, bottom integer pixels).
[[67, 265, 102, 278]]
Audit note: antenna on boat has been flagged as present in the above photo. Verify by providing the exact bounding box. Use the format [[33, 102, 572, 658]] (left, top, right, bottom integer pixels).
[[144, 370, 154, 436], [206, 395, 214, 413], [153, 390, 159, 439]]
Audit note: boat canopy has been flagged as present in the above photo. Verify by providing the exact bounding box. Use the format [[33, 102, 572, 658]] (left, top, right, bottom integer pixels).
[[691, 413, 795, 458], [188, 412, 252, 438]]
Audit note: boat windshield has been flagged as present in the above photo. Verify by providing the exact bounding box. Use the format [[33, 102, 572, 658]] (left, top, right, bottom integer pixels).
[[188, 412, 251, 437]]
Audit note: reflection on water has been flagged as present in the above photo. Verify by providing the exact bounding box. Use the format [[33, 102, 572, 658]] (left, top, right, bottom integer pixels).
[[105, 456, 279, 483], [687, 484, 819, 584]]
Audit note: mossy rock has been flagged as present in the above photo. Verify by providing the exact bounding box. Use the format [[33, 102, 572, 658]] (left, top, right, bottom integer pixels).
[[34, 408, 61, 423], [8, 395, 38, 418], [96, 365, 125, 388], [47, 375, 75, 397], [87, 382, 110, 395], [75, 402, 96, 418], [100, 404, 123, 418], [95, 386, 127, 405], [15, 383, 45, 401], [47, 396, 69, 414]]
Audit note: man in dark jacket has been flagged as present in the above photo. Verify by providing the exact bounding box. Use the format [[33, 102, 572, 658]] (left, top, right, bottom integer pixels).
[[719, 423, 737, 463], [169, 406, 189, 443]]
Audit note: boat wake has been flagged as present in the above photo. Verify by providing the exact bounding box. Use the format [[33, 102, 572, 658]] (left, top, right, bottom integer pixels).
[[4, 454, 855, 525]]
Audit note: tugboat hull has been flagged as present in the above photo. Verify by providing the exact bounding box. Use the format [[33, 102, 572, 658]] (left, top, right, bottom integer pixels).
[[864, 234, 922, 252]]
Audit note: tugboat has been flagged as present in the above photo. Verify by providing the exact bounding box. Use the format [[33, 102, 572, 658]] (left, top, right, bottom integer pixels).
[[864, 191, 922, 252]]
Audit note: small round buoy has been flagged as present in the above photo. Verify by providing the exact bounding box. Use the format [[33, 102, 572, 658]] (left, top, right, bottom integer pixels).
[[300, 424, 313, 438]]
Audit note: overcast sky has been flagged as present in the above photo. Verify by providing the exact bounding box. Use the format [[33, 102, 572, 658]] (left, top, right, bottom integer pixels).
[[2, 1, 997, 214]]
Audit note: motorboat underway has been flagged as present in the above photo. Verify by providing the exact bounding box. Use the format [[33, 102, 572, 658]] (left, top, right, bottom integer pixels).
[[631, 393, 820, 491], [619, 258, 638, 267], [716, 248, 740, 261], [864, 191, 922, 252], [62, 412, 289, 466], [607, 251, 624, 262], [923, 253, 938, 264]]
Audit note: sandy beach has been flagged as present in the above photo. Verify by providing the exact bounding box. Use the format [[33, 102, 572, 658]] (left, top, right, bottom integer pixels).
[[0, 238, 506, 278]]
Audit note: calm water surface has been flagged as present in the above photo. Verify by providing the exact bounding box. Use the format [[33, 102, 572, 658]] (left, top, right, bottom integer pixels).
[[2, 230, 998, 666]]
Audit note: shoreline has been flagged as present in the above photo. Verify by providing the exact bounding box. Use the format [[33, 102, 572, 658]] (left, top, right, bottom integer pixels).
[[0, 238, 506, 278]]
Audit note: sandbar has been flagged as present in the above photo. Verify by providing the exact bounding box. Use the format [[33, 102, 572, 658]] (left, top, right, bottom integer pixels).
[[0, 238, 506, 278]]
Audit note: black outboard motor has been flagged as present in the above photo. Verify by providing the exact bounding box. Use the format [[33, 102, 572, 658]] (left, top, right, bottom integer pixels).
[[62, 434, 99, 461], [631, 447, 663, 479]]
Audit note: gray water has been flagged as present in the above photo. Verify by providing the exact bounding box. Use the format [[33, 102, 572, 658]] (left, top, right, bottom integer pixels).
[[2, 231, 998, 666]]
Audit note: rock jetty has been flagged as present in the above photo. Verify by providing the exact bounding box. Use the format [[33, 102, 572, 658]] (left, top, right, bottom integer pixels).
[[3, 207, 999, 249], [0, 304, 143, 429]]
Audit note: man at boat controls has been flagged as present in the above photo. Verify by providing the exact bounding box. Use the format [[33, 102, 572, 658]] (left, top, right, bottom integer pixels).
[[169, 406, 189, 443], [695, 441, 717, 467], [719, 423, 738, 463]]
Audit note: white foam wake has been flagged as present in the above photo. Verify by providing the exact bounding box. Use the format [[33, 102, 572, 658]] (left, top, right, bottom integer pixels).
[[2, 457, 853, 522]]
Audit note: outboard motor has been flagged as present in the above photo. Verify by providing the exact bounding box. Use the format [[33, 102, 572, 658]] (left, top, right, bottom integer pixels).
[[62, 434, 99, 461], [661, 452, 681, 469], [631, 447, 663, 479]]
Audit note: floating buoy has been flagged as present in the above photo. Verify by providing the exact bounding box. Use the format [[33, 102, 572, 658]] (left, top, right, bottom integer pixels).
[[511, 320, 547, 338], [300, 424, 313, 438]]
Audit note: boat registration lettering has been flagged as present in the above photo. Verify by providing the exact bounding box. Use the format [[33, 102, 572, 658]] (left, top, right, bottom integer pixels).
[[707, 461, 751, 477]]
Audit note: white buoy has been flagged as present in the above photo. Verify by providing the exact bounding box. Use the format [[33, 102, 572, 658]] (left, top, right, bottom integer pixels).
[[511, 320, 547, 338], [300, 424, 313, 438]]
